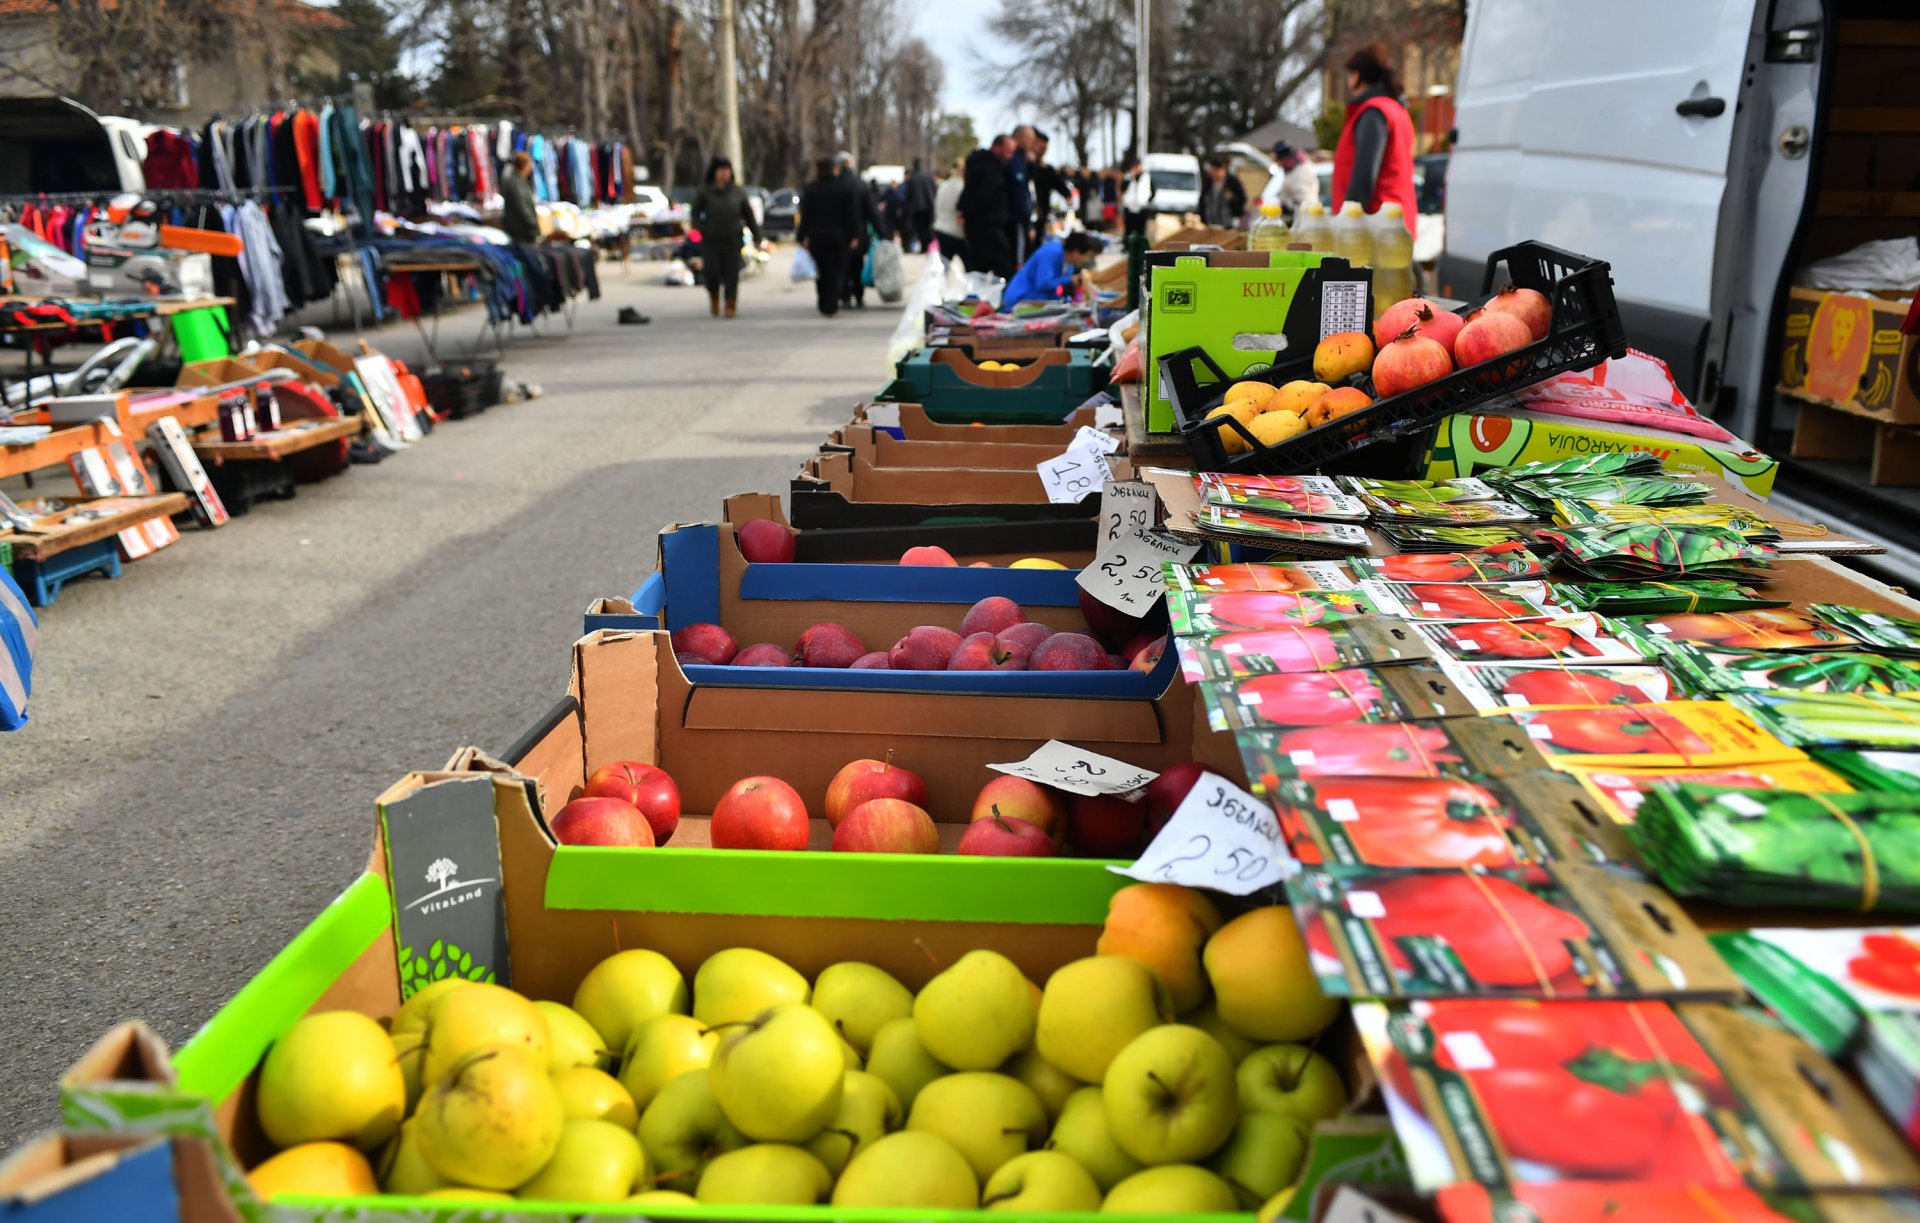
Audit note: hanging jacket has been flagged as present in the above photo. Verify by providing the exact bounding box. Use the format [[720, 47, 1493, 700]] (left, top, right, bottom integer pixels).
[[291, 108, 323, 208]]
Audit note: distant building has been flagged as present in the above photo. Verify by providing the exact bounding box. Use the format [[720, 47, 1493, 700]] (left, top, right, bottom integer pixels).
[[1238, 117, 1319, 156]]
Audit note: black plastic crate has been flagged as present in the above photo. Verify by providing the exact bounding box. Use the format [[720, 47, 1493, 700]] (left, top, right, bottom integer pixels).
[[1159, 240, 1628, 475], [422, 368, 486, 419]]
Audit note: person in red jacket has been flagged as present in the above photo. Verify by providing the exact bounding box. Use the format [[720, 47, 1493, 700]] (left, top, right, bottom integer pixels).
[[1331, 42, 1417, 237]]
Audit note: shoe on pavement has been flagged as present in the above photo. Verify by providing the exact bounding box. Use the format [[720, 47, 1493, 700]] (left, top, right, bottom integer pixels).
[[618, 306, 651, 325]]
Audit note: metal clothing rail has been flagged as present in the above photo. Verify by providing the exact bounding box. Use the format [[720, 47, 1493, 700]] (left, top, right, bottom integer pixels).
[[0, 187, 294, 205]]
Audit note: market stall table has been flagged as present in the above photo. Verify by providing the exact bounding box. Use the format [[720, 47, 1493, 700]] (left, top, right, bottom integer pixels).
[[381, 258, 508, 364], [187, 416, 360, 464], [0, 297, 238, 399], [0, 493, 190, 605], [1119, 382, 1189, 463]]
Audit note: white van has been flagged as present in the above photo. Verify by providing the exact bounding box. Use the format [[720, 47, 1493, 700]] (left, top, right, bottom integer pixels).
[[0, 97, 146, 195], [1143, 153, 1202, 215]]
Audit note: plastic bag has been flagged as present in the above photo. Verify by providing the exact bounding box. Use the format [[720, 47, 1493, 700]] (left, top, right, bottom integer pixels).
[[1794, 238, 1920, 293], [791, 245, 818, 283], [872, 240, 904, 302], [888, 247, 950, 368], [861, 239, 876, 288]]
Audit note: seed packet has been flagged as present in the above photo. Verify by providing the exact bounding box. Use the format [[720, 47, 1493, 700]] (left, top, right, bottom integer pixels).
[[1168, 586, 1391, 635], [1377, 524, 1531, 552], [1192, 472, 1343, 499], [1358, 580, 1569, 622], [1549, 499, 1782, 539], [1341, 476, 1499, 502], [1561, 760, 1855, 824], [1489, 700, 1805, 768], [1731, 691, 1920, 751], [1434, 1184, 1871, 1223], [1413, 614, 1650, 666], [1175, 618, 1431, 681], [1346, 543, 1549, 585], [1193, 506, 1376, 555], [1196, 480, 1371, 522], [1531, 522, 1778, 583], [1162, 560, 1355, 594], [1273, 771, 1630, 873], [1546, 579, 1785, 616], [1439, 661, 1686, 712], [1815, 604, 1920, 656], [1287, 861, 1738, 998], [1621, 608, 1864, 652], [1362, 496, 1539, 526], [1198, 665, 1477, 733], [1507, 473, 1712, 511], [1811, 749, 1920, 794], [1667, 645, 1920, 696], [1235, 717, 1551, 790], [1483, 451, 1667, 486]]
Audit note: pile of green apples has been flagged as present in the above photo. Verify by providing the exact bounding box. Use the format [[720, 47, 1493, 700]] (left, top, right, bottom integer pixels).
[[244, 884, 1346, 1216]]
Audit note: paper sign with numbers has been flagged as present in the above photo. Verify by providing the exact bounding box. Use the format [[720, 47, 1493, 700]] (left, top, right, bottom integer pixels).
[[1036, 445, 1111, 504], [1319, 280, 1371, 340], [1073, 424, 1121, 456], [1076, 527, 1200, 613], [988, 740, 1158, 796], [1099, 480, 1157, 545], [1114, 772, 1295, 894]]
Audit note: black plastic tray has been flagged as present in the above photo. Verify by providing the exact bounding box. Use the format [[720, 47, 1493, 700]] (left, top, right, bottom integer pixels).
[[1158, 240, 1628, 474]]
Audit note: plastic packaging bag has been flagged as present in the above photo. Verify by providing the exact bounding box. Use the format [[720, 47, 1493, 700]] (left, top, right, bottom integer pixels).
[[1794, 238, 1920, 293], [888, 248, 950, 368], [872, 240, 904, 302], [791, 245, 818, 283]]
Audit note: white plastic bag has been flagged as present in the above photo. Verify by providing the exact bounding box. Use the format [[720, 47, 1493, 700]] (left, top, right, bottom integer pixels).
[[791, 245, 819, 283], [872, 240, 904, 302], [888, 249, 950, 367]]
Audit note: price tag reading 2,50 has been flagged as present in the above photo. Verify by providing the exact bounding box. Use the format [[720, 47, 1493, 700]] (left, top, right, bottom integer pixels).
[[1100, 480, 1157, 543], [1076, 527, 1200, 614], [1037, 445, 1111, 504], [1116, 773, 1294, 895], [988, 741, 1158, 797]]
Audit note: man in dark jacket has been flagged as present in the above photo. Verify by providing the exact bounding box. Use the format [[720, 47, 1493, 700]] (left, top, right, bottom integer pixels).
[[1006, 124, 1036, 263], [798, 156, 858, 317], [836, 152, 880, 309], [902, 158, 936, 253], [958, 135, 1014, 280], [1199, 155, 1248, 229]]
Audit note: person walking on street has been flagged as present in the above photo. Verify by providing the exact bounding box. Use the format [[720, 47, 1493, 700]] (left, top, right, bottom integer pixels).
[[1199, 155, 1248, 228], [837, 152, 880, 310], [1272, 142, 1319, 222], [903, 158, 936, 253], [1029, 129, 1067, 243], [1332, 42, 1417, 236], [959, 134, 1015, 279], [691, 156, 761, 318], [1001, 231, 1101, 311], [500, 151, 541, 244], [1006, 124, 1037, 263], [798, 156, 858, 317], [932, 159, 966, 264]]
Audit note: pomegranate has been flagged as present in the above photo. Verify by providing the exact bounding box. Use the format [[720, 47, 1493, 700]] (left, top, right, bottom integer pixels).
[[1371, 326, 1454, 397], [1454, 309, 1533, 371], [1375, 295, 1442, 344], [1406, 303, 1465, 357], [1484, 285, 1552, 341]]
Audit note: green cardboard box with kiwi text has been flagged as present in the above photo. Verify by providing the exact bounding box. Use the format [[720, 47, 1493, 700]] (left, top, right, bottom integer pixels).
[[1423, 408, 1780, 497], [1144, 250, 1371, 433]]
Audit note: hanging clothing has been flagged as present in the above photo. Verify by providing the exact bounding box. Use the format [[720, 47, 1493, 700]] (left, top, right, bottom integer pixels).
[[142, 129, 200, 189], [317, 102, 336, 201], [291, 108, 322, 208], [398, 125, 428, 203], [230, 201, 288, 335]]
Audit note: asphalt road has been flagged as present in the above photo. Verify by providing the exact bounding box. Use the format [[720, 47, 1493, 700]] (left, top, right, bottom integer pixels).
[[0, 249, 907, 1146]]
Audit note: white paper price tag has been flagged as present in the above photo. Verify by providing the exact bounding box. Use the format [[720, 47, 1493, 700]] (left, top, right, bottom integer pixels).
[[863, 403, 901, 429], [988, 740, 1158, 796], [1073, 424, 1122, 456], [1075, 528, 1201, 614], [1098, 480, 1157, 544], [1114, 773, 1293, 895], [1036, 445, 1111, 504], [1094, 400, 1125, 429]]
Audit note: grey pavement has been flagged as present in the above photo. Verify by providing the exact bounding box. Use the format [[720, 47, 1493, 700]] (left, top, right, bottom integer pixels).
[[0, 249, 907, 1146]]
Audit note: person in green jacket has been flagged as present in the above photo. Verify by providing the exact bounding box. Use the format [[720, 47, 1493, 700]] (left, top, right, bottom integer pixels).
[[691, 156, 762, 318], [499, 151, 541, 244]]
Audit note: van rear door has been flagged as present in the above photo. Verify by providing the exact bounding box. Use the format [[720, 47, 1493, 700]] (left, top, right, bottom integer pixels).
[[1442, 0, 1762, 396]]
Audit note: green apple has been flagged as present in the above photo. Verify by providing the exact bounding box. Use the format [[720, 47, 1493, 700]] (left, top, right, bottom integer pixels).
[[1005, 1047, 1079, 1121], [907, 1071, 1047, 1182], [551, 1065, 638, 1128], [694, 1144, 830, 1205], [417, 985, 552, 1106], [570, 949, 688, 1057], [709, 1004, 844, 1142], [1187, 1000, 1260, 1065], [913, 950, 1036, 1070], [1207, 1111, 1311, 1209], [866, 1016, 950, 1112], [981, 1150, 1101, 1212], [390, 979, 466, 1038], [627, 1189, 698, 1206], [415, 1045, 564, 1191], [537, 1001, 611, 1072], [517, 1118, 646, 1202], [376, 1118, 451, 1196], [1047, 1086, 1143, 1192], [812, 962, 914, 1056], [635, 1068, 747, 1193], [620, 1013, 719, 1111], [831, 1131, 979, 1209], [1036, 956, 1174, 1084], [1260, 1188, 1296, 1223], [840, 1036, 864, 1070], [392, 1029, 427, 1114], [1102, 1025, 1238, 1164], [805, 1070, 902, 1176], [694, 948, 809, 1028], [1237, 1045, 1348, 1125], [1102, 1164, 1238, 1213]]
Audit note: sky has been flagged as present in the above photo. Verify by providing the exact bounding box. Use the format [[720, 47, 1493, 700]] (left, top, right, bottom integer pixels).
[[898, 0, 1015, 149]]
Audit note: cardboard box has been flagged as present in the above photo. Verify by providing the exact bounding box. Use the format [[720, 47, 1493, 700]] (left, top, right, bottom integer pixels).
[[1143, 249, 1366, 432], [849, 400, 1099, 444], [0, 1131, 235, 1223], [1778, 286, 1920, 423], [878, 349, 1106, 424], [801, 450, 1133, 507], [723, 491, 1098, 567], [828, 430, 1069, 471], [1789, 394, 1920, 487], [1422, 409, 1780, 497]]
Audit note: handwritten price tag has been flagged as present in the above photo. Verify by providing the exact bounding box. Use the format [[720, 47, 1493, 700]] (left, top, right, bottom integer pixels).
[[988, 740, 1158, 796], [1099, 480, 1157, 544], [1073, 424, 1122, 456], [1075, 527, 1200, 613], [1115, 773, 1294, 895], [1037, 445, 1111, 504], [1094, 400, 1125, 429]]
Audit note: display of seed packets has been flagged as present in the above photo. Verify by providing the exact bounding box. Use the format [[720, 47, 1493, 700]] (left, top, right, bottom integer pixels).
[[1812, 749, 1920, 794], [1622, 608, 1864, 651], [1531, 522, 1778, 582], [1561, 761, 1854, 825], [1490, 701, 1805, 768], [1546, 579, 1785, 616], [1288, 861, 1738, 998], [1193, 472, 1343, 499], [1163, 561, 1355, 594], [1176, 618, 1432, 680], [1362, 496, 1538, 526], [1194, 506, 1376, 555], [1236, 718, 1552, 790], [1358, 999, 1920, 1193], [1484, 451, 1668, 486], [1732, 691, 1920, 751], [1199, 665, 1478, 732], [1508, 473, 1712, 509], [1439, 661, 1685, 712], [1345, 543, 1549, 585], [1550, 499, 1781, 539], [1341, 476, 1498, 502], [1168, 586, 1391, 635], [1413, 614, 1649, 666], [1667, 645, 1920, 696], [1378, 524, 1531, 552], [1359, 580, 1569, 622], [1273, 771, 1630, 872], [1195, 472, 1366, 520], [1817, 604, 1920, 656]]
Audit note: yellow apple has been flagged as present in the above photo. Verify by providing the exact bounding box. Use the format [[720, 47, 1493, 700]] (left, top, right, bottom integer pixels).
[[1101, 1025, 1238, 1165], [636, 1068, 747, 1193], [907, 1071, 1047, 1182], [806, 1070, 902, 1176], [257, 1012, 406, 1152], [516, 1117, 646, 1202], [572, 949, 689, 1055], [695, 1144, 831, 1205], [536, 1001, 611, 1072], [913, 950, 1035, 1070], [1102, 1164, 1238, 1213], [708, 1004, 845, 1142], [832, 1131, 979, 1208], [552, 1065, 638, 1128], [811, 962, 913, 1056], [1203, 907, 1341, 1043], [420, 983, 551, 1088], [620, 1013, 719, 1111], [694, 948, 809, 1028], [866, 1015, 950, 1112], [982, 1149, 1101, 1212], [1036, 956, 1173, 1084], [415, 1045, 564, 1191]]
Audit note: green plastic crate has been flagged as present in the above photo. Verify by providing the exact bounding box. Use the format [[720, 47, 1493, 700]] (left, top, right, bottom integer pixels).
[[879, 347, 1105, 424]]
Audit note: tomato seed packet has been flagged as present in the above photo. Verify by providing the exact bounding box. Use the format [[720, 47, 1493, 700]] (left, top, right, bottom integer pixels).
[[1199, 484, 1372, 522], [1175, 618, 1432, 681], [1194, 506, 1376, 555], [1198, 665, 1479, 733], [1560, 760, 1854, 825], [1162, 560, 1355, 594], [1438, 661, 1688, 713], [1168, 586, 1391, 636], [1193, 472, 1343, 499], [1345, 542, 1549, 585], [1666, 644, 1920, 696], [1359, 579, 1570, 622], [1287, 860, 1738, 999], [1488, 700, 1804, 768], [1414, 614, 1650, 666], [1622, 608, 1864, 652], [1236, 718, 1552, 791], [1435, 1183, 1851, 1223]]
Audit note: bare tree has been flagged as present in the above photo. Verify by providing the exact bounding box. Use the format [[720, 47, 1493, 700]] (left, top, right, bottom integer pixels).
[[1163, 0, 1324, 153], [980, 0, 1132, 165], [37, 0, 228, 112]]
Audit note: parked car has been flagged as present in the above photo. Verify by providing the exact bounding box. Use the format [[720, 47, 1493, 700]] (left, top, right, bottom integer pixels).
[[629, 185, 670, 220], [764, 188, 800, 237], [1142, 152, 1201, 215], [0, 96, 146, 194]]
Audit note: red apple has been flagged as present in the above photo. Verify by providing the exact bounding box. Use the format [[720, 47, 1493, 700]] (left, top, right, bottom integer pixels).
[[737, 519, 798, 564], [711, 777, 810, 850], [794, 622, 867, 668], [824, 754, 931, 828], [832, 798, 941, 854], [1131, 635, 1169, 675], [1077, 587, 1146, 649], [957, 813, 1058, 857], [670, 623, 739, 665], [1030, 632, 1113, 671], [584, 760, 682, 845], [1144, 762, 1209, 840], [949, 631, 1031, 671], [959, 596, 1026, 637], [1067, 792, 1148, 858], [969, 775, 1067, 840], [551, 796, 655, 848], [900, 545, 958, 566]]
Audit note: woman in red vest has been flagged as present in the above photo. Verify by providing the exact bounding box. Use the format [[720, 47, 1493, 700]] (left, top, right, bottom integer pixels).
[[1331, 43, 1418, 237]]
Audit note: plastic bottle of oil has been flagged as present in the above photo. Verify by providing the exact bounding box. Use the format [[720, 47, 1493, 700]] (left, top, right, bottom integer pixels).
[[1248, 203, 1291, 251], [1331, 200, 1373, 270], [1369, 202, 1415, 316], [1291, 201, 1332, 252]]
